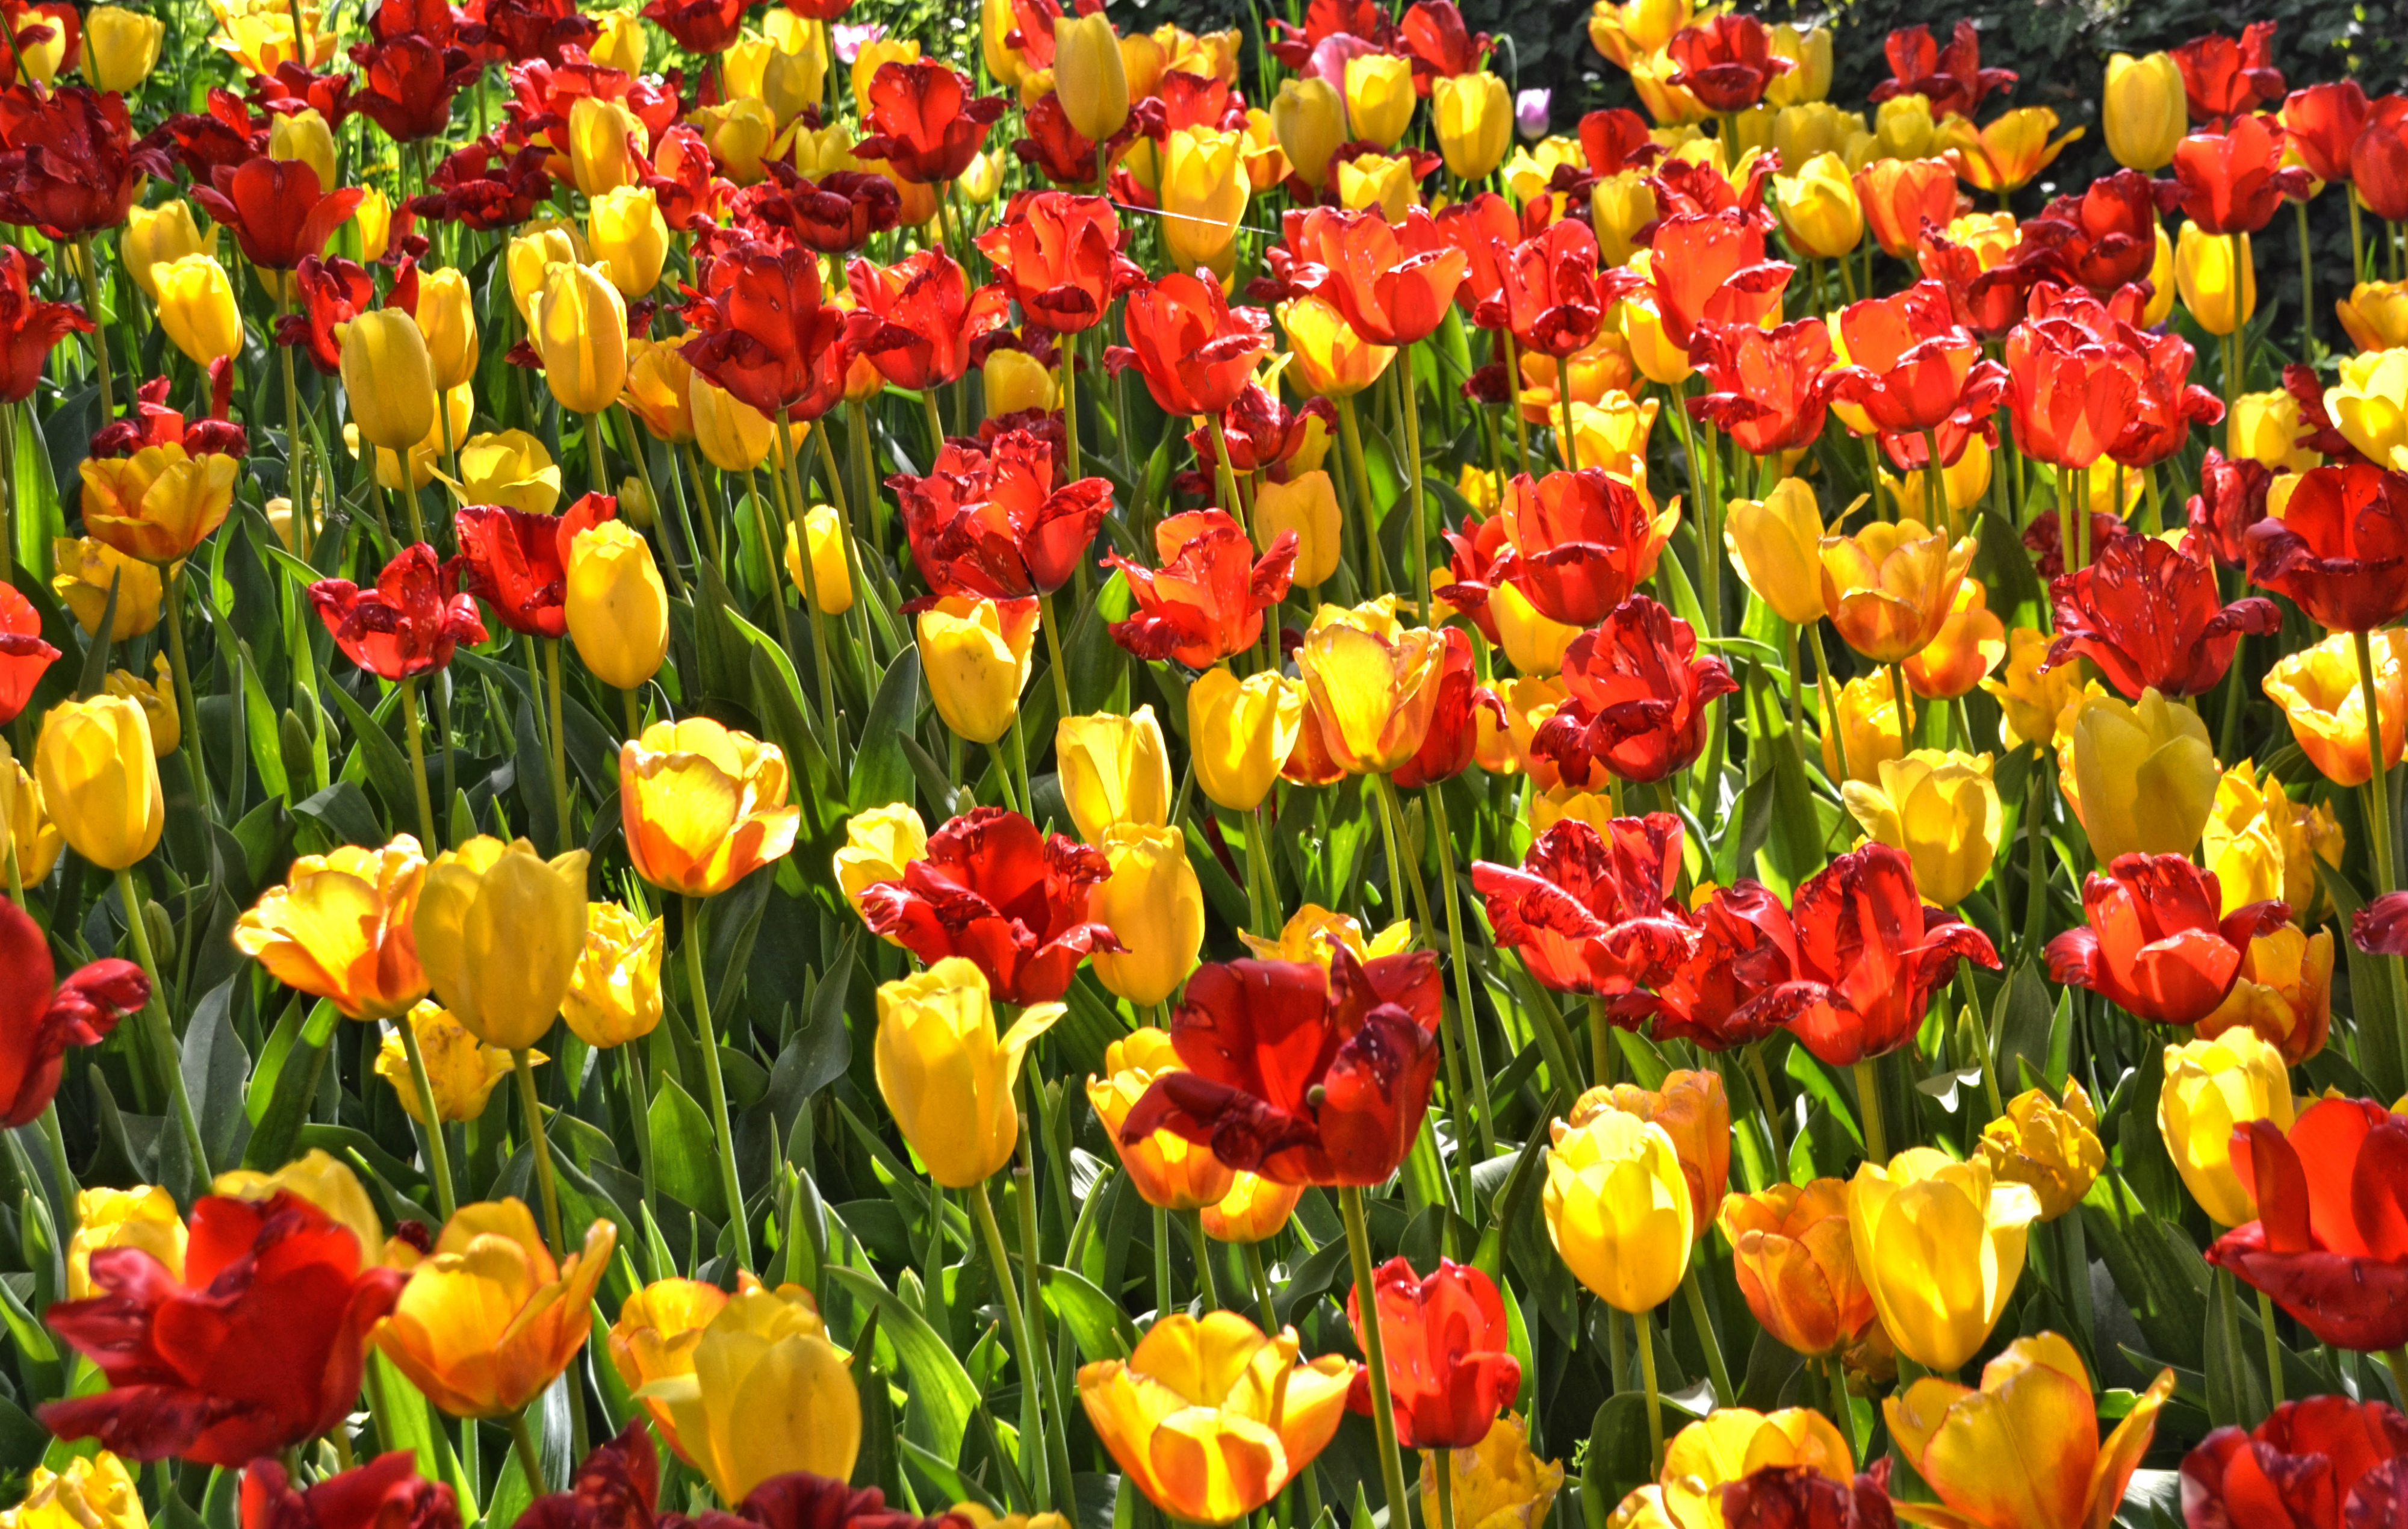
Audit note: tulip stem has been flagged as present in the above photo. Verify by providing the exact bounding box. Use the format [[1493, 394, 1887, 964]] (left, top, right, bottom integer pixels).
[[1334, 395, 1389, 597], [278, 303, 312, 562], [1554, 352, 1578, 474], [586, 412, 609, 497], [1339, 1183, 1415, 1529], [752, 459, 798, 654], [73, 234, 112, 425], [400, 675, 438, 848], [1057, 328, 1081, 482], [163, 564, 214, 821], [2020, 743, 2053, 958], [506, 1407, 544, 1494], [394, 1011, 457, 1221], [2297, 199, 2316, 359], [1499, 330, 1533, 474], [1153, 1203, 1174, 1318], [1241, 1239, 1277, 1331], [2354, 626, 2408, 1080], [1424, 786, 1495, 1160], [2255, 1285, 2285, 1407], [37, 1102, 75, 1238], [621, 1040, 658, 1250], [1744, 1042, 1787, 1166], [683, 901, 756, 1273], [1825, 1356, 1858, 1463], [1852, 1058, 1887, 1164], [1589, 995, 1615, 1089], [776, 418, 843, 758], [681, 445, 725, 573], [115, 866, 211, 1184], [1635, 1303, 1665, 1475], [1182, 1208, 1220, 1310], [1401, 346, 1432, 622], [614, 405, 686, 601], [511, 1046, 565, 1255], [1678, 1265, 1735, 1408], [543, 639, 571, 857], [2385, 1347, 2408, 1407], [971, 1177, 1053, 1509], [1432, 1447, 1457, 1529], [1039, 592, 1073, 723]]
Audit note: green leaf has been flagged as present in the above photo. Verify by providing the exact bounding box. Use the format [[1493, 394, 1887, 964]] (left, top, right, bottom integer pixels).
[[241, 999, 340, 1171], [851, 647, 922, 811], [827, 1265, 979, 1459], [1037, 1264, 1138, 1363], [647, 1075, 724, 1220]]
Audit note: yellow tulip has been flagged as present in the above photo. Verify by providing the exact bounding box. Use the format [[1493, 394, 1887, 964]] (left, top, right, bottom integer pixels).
[[1, 1454, 146, 1529], [507, 222, 586, 325], [1280, 295, 1394, 399], [568, 96, 647, 196], [1271, 76, 1345, 190], [213, 1149, 385, 1259], [2065, 687, 2218, 862], [266, 108, 337, 197], [119, 202, 215, 302], [832, 802, 925, 921], [1296, 606, 1447, 775], [591, 8, 645, 72], [982, 348, 1056, 417], [607, 1277, 732, 1454], [2103, 52, 2185, 172], [34, 695, 161, 871], [1980, 628, 2089, 751], [413, 836, 591, 1052], [563, 901, 664, 1048], [1846, 1149, 2041, 1373], [66, 1185, 184, 1300], [101, 657, 175, 758], [618, 340, 697, 447], [1658, 1408, 1853, 1529], [723, 35, 821, 128], [1764, 22, 1831, 105], [232, 834, 429, 1021], [1344, 52, 1415, 149], [1772, 102, 1860, 172], [1772, 150, 1863, 258], [1487, 580, 1578, 677], [0, 742, 60, 888], [1874, 93, 1937, 161], [1589, 171, 1659, 268], [1422, 1413, 1563, 1529], [350, 381, 472, 493], [1542, 1109, 1692, 1313], [451, 430, 562, 515], [1052, 11, 1129, 143], [619, 718, 801, 898], [1976, 1081, 2104, 1221], [781, 504, 853, 613], [1627, 48, 1706, 126], [1240, 904, 1412, 966], [2336, 280, 2408, 353], [690, 369, 781, 470], [1840, 749, 2001, 907], [1587, 0, 1687, 68], [1724, 477, 1826, 626], [1434, 72, 1510, 182], [409, 267, 479, 394], [2203, 760, 2345, 924], [2143, 221, 2177, 326], [565, 521, 669, 690], [919, 596, 1037, 745], [2327, 346, 2408, 471], [340, 308, 438, 454], [79, 442, 239, 565], [1819, 673, 1908, 786], [1201, 1172, 1304, 1244], [2176, 222, 2256, 338], [1087, 1028, 1234, 1211], [1254, 470, 1344, 589], [1336, 152, 1417, 222], [1079, 1312, 1354, 1525], [2199, 923, 2336, 1065], [350, 185, 394, 264], [851, 34, 919, 108], [638, 1284, 855, 1501], [2226, 389, 2321, 472], [2159, 1029, 2295, 1227], [1057, 707, 1171, 845], [1716, 1180, 1871, 1359], [373, 1000, 526, 1124], [589, 185, 669, 298], [51, 537, 163, 641], [1162, 126, 1247, 280], [376, 1199, 614, 1416], [875, 957, 1063, 1188], [1091, 823, 1204, 1007], [532, 262, 630, 417], [1819, 518, 1978, 664], [1188, 668, 1306, 813], [153, 255, 242, 366], [85, 5, 164, 90]]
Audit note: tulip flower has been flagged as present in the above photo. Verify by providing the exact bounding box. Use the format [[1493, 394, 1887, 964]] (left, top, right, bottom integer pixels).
[[2208, 1098, 2408, 1351], [1852, 157, 1960, 259], [1544, 1108, 1692, 1312], [0, 246, 87, 403], [371, 1002, 520, 1125], [1279, 294, 1395, 399], [340, 309, 438, 458], [239, 1453, 456, 1529], [859, 807, 1119, 1005], [1722, 478, 1826, 627], [1776, 842, 2002, 1068], [560, 902, 664, 1049], [42, 1189, 407, 1465], [1088, 825, 1205, 1008], [193, 156, 362, 272], [1088, 1028, 1237, 1212], [530, 261, 630, 415], [1110, 273, 1273, 417], [973, 193, 1142, 333], [2223, 388, 2320, 473], [1474, 219, 1626, 361], [1056, 707, 1171, 846], [2265, 630, 2408, 787], [2326, 347, 2408, 473], [2105, 52, 2186, 170], [2159, 1028, 2296, 1227], [1079, 1312, 1355, 1525], [1612, 880, 1807, 1050], [1433, 72, 1509, 181], [1869, 20, 2015, 119], [1819, 518, 1978, 665], [1840, 750, 2001, 909], [374, 1200, 613, 1417], [1771, 150, 1862, 259], [1887, 1335, 2174, 1529], [2174, 220, 2257, 336], [1901, 578, 2006, 700], [2171, 115, 2311, 235], [77, 441, 238, 564], [1645, 211, 1790, 351], [33, 693, 160, 872], [2247, 464, 2408, 631], [2338, 278, 2408, 354], [1718, 1180, 1873, 1357], [1538, 597, 1737, 786], [891, 432, 1113, 600], [1689, 317, 1835, 456], [607, 1277, 730, 1451], [0, 586, 54, 731], [874, 955, 1063, 1188], [637, 1286, 860, 1503], [352, 36, 482, 144], [1107, 511, 1296, 670], [2049, 852, 2288, 1025], [2046, 532, 2279, 699], [1846, 1150, 2040, 1372], [1471, 814, 1689, 997], [1646, 1409, 1856, 1527], [1937, 107, 2082, 194], [0, 88, 164, 238], [453, 494, 615, 640], [0, 898, 144, 1128], [413, 836, 589, 1053], [1977, 1082, 2106, 1222], [1294, 606, 1450, 777], [1188, 669, 1306, 813], [619, 718, 802, 900], [2065, 688, 2220, 862], [2180, 1395, 2408, 1524], [1315, 209, 1470, 350], [1663, 14, 1788, 112], [66, 1186, 184, 1301], [2199, 922, 2336, 1065], [1569, 1070, 1728, 1236], [1421, 1411, 1563, 1529], [309, 544, 486, 683], [563, 521, 668, 690], [2174, 22, 2283, 123], [1345, 1258, 1519, 1451], [1826, 282, 2006, 451], [232, 836, 429, 1022]]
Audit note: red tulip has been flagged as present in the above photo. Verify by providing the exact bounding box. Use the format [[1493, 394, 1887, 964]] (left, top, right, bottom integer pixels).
[[1472, 218, 1633, 360], [1104, 509, 1296, 669], [1187, 384, 1333, 483], [409, 133, 553, 230], [1392, 627, 1498, 790], [854, 61, 1004, 186], [0, 86, 167, 238], [2019, 170, 2168, 297], [0, 5, 78, 88], [2211, 1097, 2408, 1351], [276, 256, 379, 377], [2171, 115, 2312, 235], [1646, 211, 1791, 351], [778, 0, 854, 19], [2046, 532, 2279, 699], [1012, 93, 1102, 187], [90, 364, 247, 461], [2282, 81, 2369, 185], [1398, 1, 1486, 91], [681, 239, 851, 419], [308, 544, 489, 682], [1106, 273, 1271, 417], [42, 1190, 409, 1466], [858, 807, 1122, 1005], [1609, 881, 1802, 1051], [2003, 303, 2144, 471], [0, 899, 143, 1128], [350, 37, 481, 143], [843, 249, 1010, 392], [0, 580, 57, 725], [1912, 226, 2039, 341], [1487, 468, 1666, 626], [193, 157, 367, 271], [1867, 22, 2015, 121], [1471, 814, 1693, 997], [1666, 14, 1790, 114], [516, 1425, 657, 1529], [2046, 854, 2288, 1025], [1535, 597, 1737, 786], [2111, 323, 2224, 470], [1317, 208, 1468, 348], [642, 126, 731, 234], [2179, 1395, 2408, 1529], [2186, 448, 2277, 570], [1781, 843, 2000, 1067], [1649, 154, 1775, 226], [972, 192, 1143, 334], [138, 91, 266, 184], [1266, 0, 1395, 70], [1345, 1258, 1519, 1450], [2244, 463, 2408, 633], [1434, 514, 1508, 644], [453, 494, 617, 639], [1433, 191, 1524, 313], [2172, 22, 2283, 125], [467, 0, 597, 67], [890, 430, 1113, 599], [1827, 281, 2008, 442], [641, 0, 745, 52], [1119, 946, 1443, 1186], [734, 163, 899, 253], [1690, 316, 1837, 456], [243, 1453, 459, 1529], [1719, 1467, 1900, 1529], [253, 64, 359, 127], [1854, 157, 1960, 260], [2354, 104, 2408, 224], [0, 244, 86, 405]]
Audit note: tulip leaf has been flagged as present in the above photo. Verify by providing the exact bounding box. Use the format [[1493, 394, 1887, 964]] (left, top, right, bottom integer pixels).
[[1036, 1264, 1138, 1363], [0, 1392, 49, 1471], [293, 781, 386, 852], [69, 569, 117, 700], [179, 978, 251, 1168], [2315, 857, 2407, 1099], [483, 1441, 534, 1529], [850, 647, 922, 813], [241, 999, 340, 1172], [827, 1265, 979, 1460], [1179, 818, 1252, 933], [1063, 572, 1131, 717], [646, 1076, 724, 1221]]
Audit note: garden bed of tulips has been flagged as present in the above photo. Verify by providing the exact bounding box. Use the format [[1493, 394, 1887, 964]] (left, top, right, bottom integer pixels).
[[4, 1, 2408, 1528]]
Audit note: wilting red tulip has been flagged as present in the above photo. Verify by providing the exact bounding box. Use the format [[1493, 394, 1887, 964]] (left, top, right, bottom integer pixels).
[[858, 807, 1122, 1004], [736, 163, 899, 253], [278, 256, 380, 376], [351, 37, 482, 143], [308, 544, 488, 682], [1665, 14, 1790, 113], [2020, 171, 2167, 297], [2046, 531, 2279, 698], [0, 582, 57, 725], [854, 61, 1004, 185], [0, 245, 87, 403], [2282, 80, 2369, 185], [1120, 945, 1443, 1186], [0, 87, 166, 237], [2186, 448, 2276, 569], [1780, 842, 2000, 1066], [471, 0, 598, 66], [2173, 22, 2283, 125], [410, 134, 553, 231], [2003, 306, 2144, 471], [2179, 1395, 2408, 1529], [1610, 881, 1804, 1050], [1829, 283, 2004, 446], [681, 240, 850, 418], [2171, 115, 2312, 235], [1719, 1467, 1900, 1529], [890, 430, 1113, 598], [973, 193, 1143, 334], [1690, 317, 1835, 456], [1473, 218, 1628, 359], [1471, 814, 1693, 996], [639, 0, 743, 51], [2211, 1097, 2408, 1351], [0, 899, 144, 1128], [1392, 628, 1498, 790], [1536, 597, 1737, 786], [514, 1425, 663, 1529], [1868, 21, 2015, 120], [1108, 273, 1272, 417], [1105, 509, 1296, 668], [453, 494, 617, 639], [1854, 157, 1960, 260], [42, 1190, 408, 1465], [2245, 462, 2408, 633], [2355, 107, 2408, 224], [193, 157, 366, 271], [844, 249, 1010, 392], [2046, 854, 2288, 1025], [1345, 1257, 1519, 1450], [2112, 323, 2224, 470], [1646, 211, 1791, 350], [1318, 208, 1468, 348], [242, 1453, 459, 1529], [1489, 468, 1674, 627]]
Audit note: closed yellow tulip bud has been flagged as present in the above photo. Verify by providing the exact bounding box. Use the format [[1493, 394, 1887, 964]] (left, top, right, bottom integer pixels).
[[562, 901, 663, 1047], [2067, 687, 2217, 862], [1057, 707, 1171, 844], [590, 8, 645, 72], [85, 5, 165, 90], [1484, 580, 1575, 676], [1589, 172, 1659, 268], [1202, 1171, 1304, 1244], [34, 695, 161, 870], [1090, 823, 1203, 1007], [920, 596, 1037, 745], [569, 96, 646, 196], [2176, 222, 2255, 338], [1078, 1312, 1354, 1526], [2336, 280, 2408, 353], [51, 537, 163, 640], [624, 338, 698, 445], [1771, 102, 1858, 172], [1342, 52, 1415, 149], [450, 430, 562, 515], [2327, 347, 2408, 471], [1841, 749, 2001, 907], [982, 347, 1055, 417], [1566, 1071, 1728, 1239], [638, 1285, 856, 1502], [1873, 93, 1936, 161], [340, 308, 438, 453], [876, 957, 1063, 1187], [2, 1454, 146, 1529], [2226, 389, 2321, 471], [619, 718, 801, 898], [66, 1185, 184, 1300], [589, 185, 669, 297], [376, 1200, 613, 1417], [702, 96, 781, 185], [232, 834, 429, 1021], [1297, 604, 1447, 775], [1615, 261, 1693, 387], [350, 185, 393, 264], [1087, 1028, 1234, 1211], [1657, 1409, 1853, 1527], [2104, 52, 2185, 172], [414, 836, 591, 1052], [1163, 126, 1247, 279], [1271, 75, 1345, 190], [1764, 23, 1831, 105], [783, 505, 853, 614], [1724, 476, 1826, 626], [0, 744, 60, 887], [153, 255, 241, 366], [211, 1149, 385, 1258], [1773, 150, 1863, 258], [1977, 1080, 2105, 1221], [507, 222, 586, 325], [833, 802, 925, 920], [267, 108, 337, 197], [566, 521, 668, 689], [532, 262, 629, 416], [1848, 1149, 2041, 1372], [1253, 470, 1342, 589], [1434, 72, 1510, 182], [1188, 668, 1305, 813], [1280, 295, 1394, 399], [787, 118, 857, 179], [373, 1000, 524, 1124], [981, 0, 1023, 86], [1337, 152, 1417, 222], [415, 267, 480, 391], [2160, 1029, 2294, 1226], [1544, 1109, 1692, 1313], [1053, 11, 1129, 142], [120, 202, 215, 303], [690, 370, 780, 470]]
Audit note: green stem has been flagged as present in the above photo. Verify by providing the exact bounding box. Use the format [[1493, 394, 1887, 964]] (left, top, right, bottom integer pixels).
[[75, 234, 111, 424], [1058, 328, 1081, 481], [543, 640, 570, 856], [163, 565, 213, 820], [2256, 1284, 2285, 1409], [115, 866, 208, 1180], [1745, 1042, 1787, 1165], [1401, 343, 1431, 619], [614, 405, 685, 600], [2354, 625, 2408, 1081], [1636, 1301, 1665, 1475], [2297, 198, 2316, 358], [1590, 994, 1615, 1088], [400, 675, 438, 848], [775, 416, 841, 756], [1336, 394, 1389, 596], [1184, 1208, 1220, 1309], [1826, 1355, 1858, 1463], [37, 1102, 74, 1238], [280, 311, 312, 561], [1243, 1238, 1277, 1330], [682, 901, 754, 1271], [1341, 1183, 1415, 1529], [396, 1011, 458, 1221], [1500, 330, 1533, 473], [621, 1037, 658, 1242], [586, 411, 609, 496], [1426, 786, 1495, 1159], [1678, 1264, 1735, 1408], [1039, 591, 1073, 722], [1433, 1447, 1456, 1529], [1154, 1202, 1175, 1317], [512, 1047, 563, 1254], [972, 1177, 1053, 1509], [506, 1407, 544, 1492], [1853, 1058, 1887, 1164]]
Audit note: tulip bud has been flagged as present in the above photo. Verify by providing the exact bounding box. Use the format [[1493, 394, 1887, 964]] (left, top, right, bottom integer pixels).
[[1590, 172, 1659, 268], [1772, 150, 1863, 258], [690, 370, 779, 470], [1543, 1110, 1692, 1313], [1254, 470, 1342, 589], [1087, 1028, 1233, 1209], [68, 1185, 184, 1299], [414, 836, 592, 1052], [104, 656, 178, 757], [1434, 72, 1510, 182], [33, 695, 162, 871], [507, 222, 586, 326], [832, 802, 926, 920], [1162, 126, 1247, 279], [153, 255, 243, 367], [1336, 153, 1416, 222], [589, 185, 669, 298], [0, 741, 59, 886], [531, 262, 630, 416], [1188, 667, 1305, 812], [562, 902, 665, 1048], [982, 347, 1056, 418], [2103, 52, 2185, 172], [1840, 749, 2001, 908], [2067, 687, 2217, 863], [919, 597, 1037, 745], [637, 1287, 858, 1503], [569, 96, 647, 196], [2159, 1029, 2294, 1227], [619, 719, 801, 898], [86, 4, 164, 90], [875, 957, 1063, 1187], [980, 0, 1023, 84], [783, 505, 853, 614], [1057, 706, 1172, 845], [374, 1000, 521, 1123], [1088, 824, 1204, 1007], [1717, 1180, 1872, 1357], [1052, 11, 1130, 143], [2326, 349, 2408, 471], [624, 338, 698, 445], [1271, 76, 1345, 190], [1343, 52, 1415, 149], [2226, 389, 2321, 472], [120, 202, 215, 303], [1724, 476, 1826, 626], [1764, 23, 1831, 105], [565, 523, 669, 690], [350, 185, 393, 263], [1848, 1150, 2040, 1372], [415, 267, 480, 392], [51, 536, 163, 640], [697, 98, 780, 187], [2175, 222, 2256, 338], [1279, 295, 1394, 399], [267, 108, 338, 197], [341, 308, 439, 454], [2336, 280, 2408, 353], [1873, 94, 1935, 160], [591, 8, 645, 72]]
